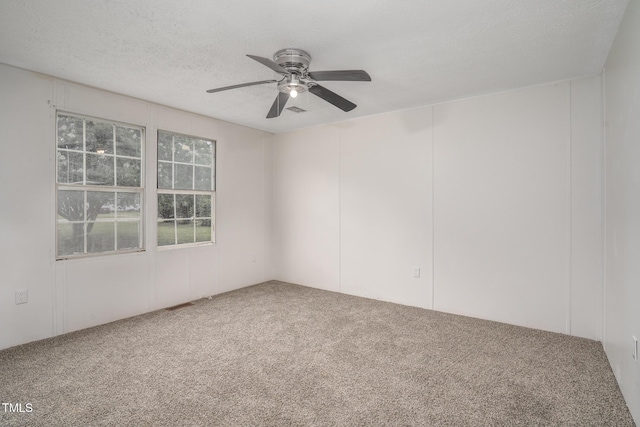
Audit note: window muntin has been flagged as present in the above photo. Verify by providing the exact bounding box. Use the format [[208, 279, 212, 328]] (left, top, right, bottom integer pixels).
[[56, 113, 144, 258], [157, 131, 215, 247]]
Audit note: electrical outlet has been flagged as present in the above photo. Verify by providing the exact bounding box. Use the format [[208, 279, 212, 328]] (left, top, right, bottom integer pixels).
[[15, 289, 28, 305], [633, 336, 638, 362], [413, 267, 421, 278]]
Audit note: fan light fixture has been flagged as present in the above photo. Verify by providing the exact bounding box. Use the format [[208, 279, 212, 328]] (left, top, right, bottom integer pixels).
[[280, 74, 305, 98]]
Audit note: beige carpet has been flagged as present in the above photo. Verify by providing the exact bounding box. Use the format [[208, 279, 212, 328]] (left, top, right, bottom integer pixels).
[[0, 281, 635, 426]]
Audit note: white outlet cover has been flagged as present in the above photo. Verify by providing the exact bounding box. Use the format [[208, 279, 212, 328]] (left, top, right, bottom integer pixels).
[[15, 289, 28, 305]]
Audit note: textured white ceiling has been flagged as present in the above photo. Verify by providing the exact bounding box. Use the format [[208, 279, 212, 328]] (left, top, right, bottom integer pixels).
[[0, 0, 629, 134]]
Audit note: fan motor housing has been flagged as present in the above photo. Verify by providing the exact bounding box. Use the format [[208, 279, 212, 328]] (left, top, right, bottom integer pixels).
[[273, 48, 311, 72]]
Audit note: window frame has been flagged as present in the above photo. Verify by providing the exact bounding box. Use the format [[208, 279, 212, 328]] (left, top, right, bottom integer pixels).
[[55, 111, 146, 260], [156, 129, 216, 248]]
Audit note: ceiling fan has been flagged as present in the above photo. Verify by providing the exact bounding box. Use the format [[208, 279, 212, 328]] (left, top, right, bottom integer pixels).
[[206, 48, 371, 119]]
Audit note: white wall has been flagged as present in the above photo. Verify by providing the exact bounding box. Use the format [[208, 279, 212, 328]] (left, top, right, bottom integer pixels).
[[570, 77, 605, 341], [272, 126, 341, 292], [0, 66, 55, 348], [603, 0, 640, 422], [434, 84, 570, 333], [273, 77, 603, 339], [0, 63, 273, 350], [339, 108, 433, 308]]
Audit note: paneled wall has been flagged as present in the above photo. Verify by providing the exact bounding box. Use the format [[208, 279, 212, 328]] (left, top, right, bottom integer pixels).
[[433, 84, 570, 333], [0, 64, 273, 350], [273, 77, 603, 339], [273, 126, 341, 292], [603, 0, 640, 422], [339, 108, 433, 308]]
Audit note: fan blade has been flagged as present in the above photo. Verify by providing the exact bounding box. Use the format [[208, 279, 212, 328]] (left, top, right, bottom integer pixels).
[[206, 80, 277, 93], [266, 92, 290, 118], [308, 84, 356, 112], [308, 70, 371, 82], [247, 55, 288, 75]]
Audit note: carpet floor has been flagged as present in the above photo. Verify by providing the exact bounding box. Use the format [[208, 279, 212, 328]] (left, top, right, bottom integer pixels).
[[0, 281, 635, 426]]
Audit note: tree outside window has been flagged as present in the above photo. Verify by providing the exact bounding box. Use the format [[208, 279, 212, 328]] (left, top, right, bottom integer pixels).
[[56, 113, 144, 258]]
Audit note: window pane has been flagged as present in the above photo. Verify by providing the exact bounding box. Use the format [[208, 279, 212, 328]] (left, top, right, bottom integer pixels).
[[158, 161, 173, 189], [87, 191, 115, 221], [57, 115, 84, 151], [57, 151, 84, 184], [58, 190, 85, 222], [156, 131, 214, 248], [195, 219, 211, 242], [116, 158, 141, 187], [56, 113, 144, 258], [158, 132, 173, 161], [117, 221, 140, 250], [176, 194, 194, 218], [177, 220, 194, 244], [196, 195, 211, 218], [87, 222, 115, 253], [174, 136, 193, 163], [57, 222, 84, 256], [117, 193, 140, 218], [158, 194, 175, 219], [194, 166, 211, 191], [174, 164, 193, 190], [86, 154, 114, 185], [194, 140, 212, 165], [158, 221, 176, 246], [99, 202, 116, 217], [86, 121, 114, 154], [116, 126, 141, 157]]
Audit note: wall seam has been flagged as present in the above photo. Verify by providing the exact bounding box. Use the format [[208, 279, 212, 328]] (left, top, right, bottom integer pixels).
[[568, 82, 573, 336], [431, 106, 436, 311], [263, 136, 267, 282], [271, 135, 278, 282], [50, 78, 58, 338], [147, 104, 153, 310], [601, 70, 607, 348], [60, 81, 69, 335], [272, 135, 277, 281], [338, 127, 342, 293], [63, 261, 68, 334]]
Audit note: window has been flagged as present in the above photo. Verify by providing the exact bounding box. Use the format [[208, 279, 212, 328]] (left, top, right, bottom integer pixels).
[[56, 113, 144, 258], [157, 131, 215, 246]]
